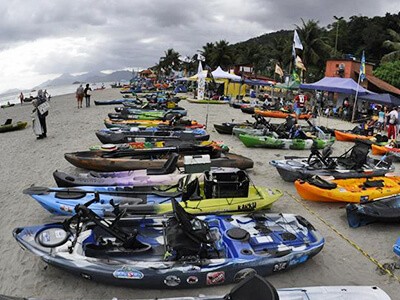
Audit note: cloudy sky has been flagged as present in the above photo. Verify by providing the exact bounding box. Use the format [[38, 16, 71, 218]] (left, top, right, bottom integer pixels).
[[0, 0, 398, 93]]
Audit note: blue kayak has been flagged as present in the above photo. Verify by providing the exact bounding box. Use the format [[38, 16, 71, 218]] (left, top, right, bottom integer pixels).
[[95, 127, 209, 144], [394, 237, 400, 256], [25, 185, 182, 217], [13, 199, 324, 288]]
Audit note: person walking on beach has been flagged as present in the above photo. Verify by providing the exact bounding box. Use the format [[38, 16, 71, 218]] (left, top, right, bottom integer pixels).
[[84, 84, 92, 107], [76, 84, 84, 108], [32, 89, 49, 139], [387, 106, 398, 140], [19, 92, 24, 105]]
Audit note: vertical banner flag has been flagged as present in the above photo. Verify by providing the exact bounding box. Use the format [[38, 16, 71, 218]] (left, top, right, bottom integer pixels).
[[274, 64, 284, 77], [292, 70, 300, 83], [295, 56, 306, 70], [293, 30, 303, 50], [360, 51, 366, 82], [197, 61, 205, 100]]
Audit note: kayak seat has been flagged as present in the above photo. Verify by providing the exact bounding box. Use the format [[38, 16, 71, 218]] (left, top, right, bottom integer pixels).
[[4, 119, 12, 125], [228, 274, 279, 300], [361, 179, 384, 189], [147, 153, 178, 175], [308, 176, 337, 190], [181, 178, 203, 202], [164, 199, 218, 259]]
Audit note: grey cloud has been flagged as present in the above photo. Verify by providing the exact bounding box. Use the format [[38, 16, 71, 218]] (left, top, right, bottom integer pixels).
[[0, 0, 397, 82]]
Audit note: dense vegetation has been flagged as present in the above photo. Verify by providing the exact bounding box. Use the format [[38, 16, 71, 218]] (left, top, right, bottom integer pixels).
[[154, 12, 400, 87]]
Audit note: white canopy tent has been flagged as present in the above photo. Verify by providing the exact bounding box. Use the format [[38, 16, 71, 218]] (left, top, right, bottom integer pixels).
[[211, 66, 241, 81]]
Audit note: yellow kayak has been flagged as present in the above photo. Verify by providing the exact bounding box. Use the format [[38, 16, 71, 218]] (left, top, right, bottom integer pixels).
[[157, 184, 283, 214]]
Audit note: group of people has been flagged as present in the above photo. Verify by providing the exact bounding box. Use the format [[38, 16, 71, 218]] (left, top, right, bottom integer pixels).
[[75, 84, 92, 108]]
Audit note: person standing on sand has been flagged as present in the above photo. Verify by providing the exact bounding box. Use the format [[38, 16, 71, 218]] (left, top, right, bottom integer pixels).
[[32, 89, 49, 139], [84, 84, 92, 107], [387, 106, 398, 140], [76, 84, 84, 108], [19, 92, 24, 105]]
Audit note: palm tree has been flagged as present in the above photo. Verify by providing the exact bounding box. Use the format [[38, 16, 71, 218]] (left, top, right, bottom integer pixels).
[[211, 40, 234, 69], [295, 19, 333, 81], [200, 42, 216, 68], [381, 28, 400, 63], [266, 36, 293, 74], [159, 48, 181, 75]]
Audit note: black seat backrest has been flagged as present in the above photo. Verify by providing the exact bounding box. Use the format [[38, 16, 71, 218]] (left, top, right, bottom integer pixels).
[[181, 177, 202, 202], [4, 119, 12, 125], [321, 146, 333, 160], [228, 274, 279, 300], [349, 141, 370, 169], [171, 198, 210, 244], [147, 153, 178, 175]]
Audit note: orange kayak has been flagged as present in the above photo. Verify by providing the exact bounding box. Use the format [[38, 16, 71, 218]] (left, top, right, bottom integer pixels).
[[371, 144, 400, 156], [334, 130, 374, 142], [295, 176, 400, 203], [254, 109, 312, 119]]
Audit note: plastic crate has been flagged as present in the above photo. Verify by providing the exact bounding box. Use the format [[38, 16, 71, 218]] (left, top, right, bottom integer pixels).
[[204, 169, 249, 199]]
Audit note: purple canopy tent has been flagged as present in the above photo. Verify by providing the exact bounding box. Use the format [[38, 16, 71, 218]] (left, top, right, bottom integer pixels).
[[359, 93, 400, 107], [300, 77, 374, 122], [300, 77, 372, 95]]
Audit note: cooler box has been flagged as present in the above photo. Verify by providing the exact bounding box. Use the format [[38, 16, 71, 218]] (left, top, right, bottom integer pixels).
[[204, 169, 249, 199], [183, 155, 211, 173]]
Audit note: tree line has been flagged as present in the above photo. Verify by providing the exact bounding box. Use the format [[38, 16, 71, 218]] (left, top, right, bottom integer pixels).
[[153, 12, 400, 88]]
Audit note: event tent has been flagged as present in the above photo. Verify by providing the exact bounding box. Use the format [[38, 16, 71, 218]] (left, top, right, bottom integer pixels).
[[211, 66, 241, 80], [300, 77, 372, 95], [359, 93, 400, 106]]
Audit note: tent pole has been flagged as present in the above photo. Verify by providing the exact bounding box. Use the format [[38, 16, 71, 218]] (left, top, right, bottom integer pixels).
[[351, 74, 362, 123]]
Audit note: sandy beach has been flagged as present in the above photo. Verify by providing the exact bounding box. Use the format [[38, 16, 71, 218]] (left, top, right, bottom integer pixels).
[[1, 88, 399, 299]]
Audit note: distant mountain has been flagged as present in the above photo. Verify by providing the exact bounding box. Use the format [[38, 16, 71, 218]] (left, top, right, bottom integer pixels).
[[36, 70, 133, 88], [1, 88, 21, 95]]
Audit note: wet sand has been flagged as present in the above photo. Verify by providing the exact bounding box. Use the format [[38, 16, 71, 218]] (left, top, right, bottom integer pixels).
[[0, 88, 399, 298]]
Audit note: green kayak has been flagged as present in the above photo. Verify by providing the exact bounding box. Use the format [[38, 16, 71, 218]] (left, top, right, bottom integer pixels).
[[187, 99, 229, 104], [238, 134, 335, 150], [0, 121, 28, 133]]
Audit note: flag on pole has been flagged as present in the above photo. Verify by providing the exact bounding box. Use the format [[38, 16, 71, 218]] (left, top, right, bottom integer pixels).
[[295, 56, 306, 70], [197, 61, 206, 100], [292, 70, 300, 83], [292, 44, 296, 59], [293, 30, 303, 50], [360, 51, 366, 82], [274, 64, 284, 77]]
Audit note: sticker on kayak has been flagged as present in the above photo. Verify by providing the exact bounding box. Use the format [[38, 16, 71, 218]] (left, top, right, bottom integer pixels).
[[60, 205, 73, 213], [234, 268, 256, 282], [272, 262, 288, 272], [164, 275, 181, 287], [206, 271, 225, 285], [289, 254, 309, 266], [186, 276, 198, 285], [113, 267, 144, 280]]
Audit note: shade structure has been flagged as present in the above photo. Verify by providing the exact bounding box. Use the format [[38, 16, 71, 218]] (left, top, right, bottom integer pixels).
[[300, 77, 372, 95], [275, 81, 300, 90], [359, 93, 400, 106], [244, 79, 274, 86], [211, 66, 241, 80]]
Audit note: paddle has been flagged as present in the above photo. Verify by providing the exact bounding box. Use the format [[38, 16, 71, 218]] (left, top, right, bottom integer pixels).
[[23, 186, 182, 198]]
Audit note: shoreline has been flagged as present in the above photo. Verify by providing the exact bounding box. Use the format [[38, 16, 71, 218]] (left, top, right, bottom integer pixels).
[[0, 89, 399, 299]]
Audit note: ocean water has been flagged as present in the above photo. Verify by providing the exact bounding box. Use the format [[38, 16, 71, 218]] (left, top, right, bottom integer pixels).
[[0, 82, 113, 106]]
